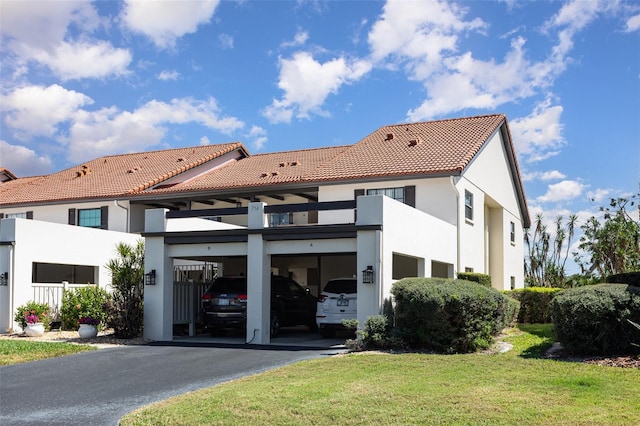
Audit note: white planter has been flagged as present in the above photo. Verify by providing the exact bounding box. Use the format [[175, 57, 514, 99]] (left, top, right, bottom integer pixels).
[[78, 324, 98, 338], [25, 323, 45, 337]]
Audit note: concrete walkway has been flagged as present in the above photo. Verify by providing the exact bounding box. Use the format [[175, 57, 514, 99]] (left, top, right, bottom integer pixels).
[[0, 339, 347, 426]]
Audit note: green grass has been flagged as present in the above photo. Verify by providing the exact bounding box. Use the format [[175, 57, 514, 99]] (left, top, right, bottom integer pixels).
[[0, 340, 96, 365], [121, 324, 640, 425]]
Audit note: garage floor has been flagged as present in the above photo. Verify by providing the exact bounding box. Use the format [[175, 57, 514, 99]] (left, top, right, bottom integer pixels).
[[172, 326, 354, 349]]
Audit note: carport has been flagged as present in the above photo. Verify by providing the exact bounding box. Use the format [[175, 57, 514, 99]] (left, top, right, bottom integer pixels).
[[142, 196, 457, 344]]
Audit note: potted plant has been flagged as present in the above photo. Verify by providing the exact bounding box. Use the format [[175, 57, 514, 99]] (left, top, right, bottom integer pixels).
[[14, 302, 50, 337], [60, 285, 109, 331], [78, 316, 100, 338]]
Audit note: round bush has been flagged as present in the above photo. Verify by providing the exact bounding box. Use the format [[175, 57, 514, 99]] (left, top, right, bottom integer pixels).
[[392, 278, 519, 353], [551, 284, 640, 355], [508, 287, 562, 323], [60, 285, 110, 330]]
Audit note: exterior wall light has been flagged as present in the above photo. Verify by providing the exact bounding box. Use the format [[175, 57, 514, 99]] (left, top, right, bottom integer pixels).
[[144, 269, 156, 286], [0, 272, 7, 286], [362, 266, 374, 284]]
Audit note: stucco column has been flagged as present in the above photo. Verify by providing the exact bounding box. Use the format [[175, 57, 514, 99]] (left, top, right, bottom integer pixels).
[[143, 209, 173, 341], [246, 202, 270, 344], [355, 195, 384, 329]]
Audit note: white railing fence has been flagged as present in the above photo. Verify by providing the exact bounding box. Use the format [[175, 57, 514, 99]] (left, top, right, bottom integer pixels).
[[32, 282, 97, 323], [31, 263, 217, 335]]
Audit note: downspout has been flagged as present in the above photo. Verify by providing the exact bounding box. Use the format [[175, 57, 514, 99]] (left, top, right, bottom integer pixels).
[[114, 200, 129, 233], [8, 242, 15, 332], [450, 176, 461, 276]]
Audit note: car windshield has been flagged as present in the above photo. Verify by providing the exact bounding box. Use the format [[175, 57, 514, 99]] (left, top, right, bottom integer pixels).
[[323, 279, 357, 294], [207, 277, 247, 293]]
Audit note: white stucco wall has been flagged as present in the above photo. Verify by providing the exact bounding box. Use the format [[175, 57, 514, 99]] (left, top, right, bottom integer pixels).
[[317, 177, 458, 225], [0, 218, 140, 332], [457, 128, 525, 289], [1, 200, 132, 233]]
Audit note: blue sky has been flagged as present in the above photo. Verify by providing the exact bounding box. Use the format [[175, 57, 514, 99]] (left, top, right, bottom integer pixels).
[[1, 0, 639, 271]]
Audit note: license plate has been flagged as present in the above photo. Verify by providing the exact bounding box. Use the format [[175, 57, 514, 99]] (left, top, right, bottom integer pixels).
[[337, 299, 349, 306], [216, 298, 229, 306]]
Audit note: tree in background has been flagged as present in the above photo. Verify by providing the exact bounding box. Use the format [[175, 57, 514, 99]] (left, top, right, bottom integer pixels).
[[524, 214, 577, 287], [576, 194, 640, 277], [105, 240, 145, 338]]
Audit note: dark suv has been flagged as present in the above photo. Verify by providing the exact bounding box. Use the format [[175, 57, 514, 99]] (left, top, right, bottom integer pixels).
[[201, 275, 318, 337]]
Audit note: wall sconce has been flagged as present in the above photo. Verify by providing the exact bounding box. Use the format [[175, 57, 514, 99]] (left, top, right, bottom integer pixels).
[[144, 269, 156, 286], [0, 272, 7, 286], [362, 266, 374, 284]]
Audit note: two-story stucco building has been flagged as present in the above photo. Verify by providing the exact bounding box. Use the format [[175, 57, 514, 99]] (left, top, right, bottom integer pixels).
[[0, 114, 530, 343]]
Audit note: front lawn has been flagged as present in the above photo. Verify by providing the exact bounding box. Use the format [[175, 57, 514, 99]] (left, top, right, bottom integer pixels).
[[121, 325, 640, 425], [0, 340, 96, 365]]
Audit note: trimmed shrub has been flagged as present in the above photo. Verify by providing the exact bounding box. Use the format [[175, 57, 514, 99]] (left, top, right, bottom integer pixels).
[[392, 277, 519, 353], [60, 285, 110, 330], [551, 284, 640, 355], [508, 287, 562, 323], [608, 272, 640, 287], [457, 272, 492, 288]]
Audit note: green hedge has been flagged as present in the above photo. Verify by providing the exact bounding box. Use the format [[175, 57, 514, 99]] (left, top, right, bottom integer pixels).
[[392, 278, 519, 353], [551, 284, 640, 355], [607, 272, 640, 287], [456, 272, 492, 288], [507, 287, 562, 323]]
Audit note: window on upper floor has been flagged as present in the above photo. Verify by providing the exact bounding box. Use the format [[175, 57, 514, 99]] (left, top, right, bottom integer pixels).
[[464, 190, 473, 221], [78, 208, 102, 228], [269, 212, 292, 227], [7, 212, 27, 219], [367, 187, 405, 203], [510, 221, 516, 244], [69, 206, 108, 229]]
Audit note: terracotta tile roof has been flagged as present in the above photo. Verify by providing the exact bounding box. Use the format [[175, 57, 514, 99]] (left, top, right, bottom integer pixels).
[[0, 114, 524, 216], [148, 146, 349, 194], [305, 114, 506, 182], [0, 143, 246, 206]]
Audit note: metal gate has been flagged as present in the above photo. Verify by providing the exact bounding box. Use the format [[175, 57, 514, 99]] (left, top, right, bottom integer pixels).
[[173, 263, 217, 336]]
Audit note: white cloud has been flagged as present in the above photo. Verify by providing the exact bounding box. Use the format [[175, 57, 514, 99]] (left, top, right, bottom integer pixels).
[[246, 126, 268, 151], [1, 84, 93, 138], [66, 97, 244, 162], [263, 52, 372, 123], [625, 14, 640, 32], [587, 188, 611, 204], [509, 98, 565, 163], [121, 0, 220, 48], [0, 1, 130, 81], [158, 70, 181, 81], [540, 170, 566, 181], [536, 180, 586, 203], [281, 30, 309, 48], [200, 136, 211, 146], [0, 140, 53, 177], [33, 41, 131, 81], [219, 33, 234, 49]]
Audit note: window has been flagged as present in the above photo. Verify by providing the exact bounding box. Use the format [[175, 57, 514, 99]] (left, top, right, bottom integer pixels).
[[7, 212, 26, 219], [510, 276, 516, 290], [269, 212, 292, 227], [465, 267, 474, 273], [510, 221, 516, 244], [367, 187, 405, 203], [70, 206, 108, 229], [464, 190, 473, 221], [78, 208, 102, 228]]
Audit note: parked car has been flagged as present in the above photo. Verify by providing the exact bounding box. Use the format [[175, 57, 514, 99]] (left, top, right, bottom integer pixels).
[[316, 278, 357, 338], [201, 275, 317, 337]]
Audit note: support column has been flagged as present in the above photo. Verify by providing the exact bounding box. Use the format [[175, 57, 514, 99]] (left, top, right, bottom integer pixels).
[[143, 209, 173, 341], [246, 202, 270, 344]]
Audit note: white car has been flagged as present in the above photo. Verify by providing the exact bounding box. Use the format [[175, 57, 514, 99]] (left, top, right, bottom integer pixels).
[[316, 278, 357, 338]]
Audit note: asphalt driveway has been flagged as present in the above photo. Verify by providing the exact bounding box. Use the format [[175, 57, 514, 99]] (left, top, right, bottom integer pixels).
[[0, 342, 344, 425]]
